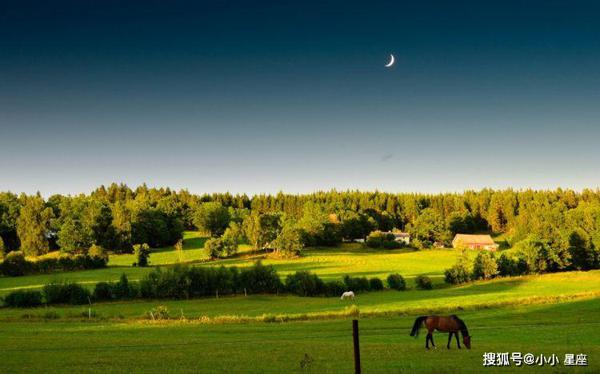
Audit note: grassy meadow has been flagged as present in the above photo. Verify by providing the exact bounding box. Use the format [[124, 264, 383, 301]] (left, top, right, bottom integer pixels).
[[2, 231, 600, 372], [2, 299, 599, 373], [0, 232, 474, 295]]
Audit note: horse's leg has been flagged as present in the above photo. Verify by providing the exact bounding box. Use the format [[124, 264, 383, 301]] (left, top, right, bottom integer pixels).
[[430, 332, 436, 348], [455, 332, 461, 349], [425, 333, 431, 349], [447, 332, 453, 349]]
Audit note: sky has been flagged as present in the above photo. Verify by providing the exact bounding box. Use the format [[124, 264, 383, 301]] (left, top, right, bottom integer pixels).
[[1, 0, 600, 196]]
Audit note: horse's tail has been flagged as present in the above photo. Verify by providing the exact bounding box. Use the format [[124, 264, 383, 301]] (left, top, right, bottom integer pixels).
[[410, 316, 427, 337]]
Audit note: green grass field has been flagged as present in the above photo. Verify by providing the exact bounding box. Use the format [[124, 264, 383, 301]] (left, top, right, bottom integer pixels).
[[1, 232, 599, 372], [0, 232, 474, 295], [2, 271, 599, 322], [2, 299, 599, 373]]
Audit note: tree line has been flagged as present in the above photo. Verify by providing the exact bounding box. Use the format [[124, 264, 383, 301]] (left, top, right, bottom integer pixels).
[[1, 185, 600, 268], [3, 262, 424, 308]]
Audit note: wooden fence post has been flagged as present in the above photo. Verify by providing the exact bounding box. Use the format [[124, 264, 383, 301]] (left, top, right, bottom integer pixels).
[[352, 319, 361, 374]]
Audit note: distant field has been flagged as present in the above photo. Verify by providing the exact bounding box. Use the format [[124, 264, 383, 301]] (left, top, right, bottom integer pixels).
[[1, 271, 599, 322], [2, 298, 599, 373], [0, 232, 476, 295]]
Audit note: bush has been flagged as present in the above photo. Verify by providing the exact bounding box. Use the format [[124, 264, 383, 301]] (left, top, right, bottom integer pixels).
[[112, 273, 138, 299], [387, 273, 406, 290], [444, 251, 471, 285], [415, 275, 433, 290], [139, 265, 242, 300], [2, 253, 106, 277], [497, 254, 528, 277], [368, 277, 384, 291], [34, 258, 59, 273], [324, 280, 346, 297], [382, 240, 402, 249], [139, 265, 192, 299], [285, 271, 325, 296], [1, 251, 30, 276], [88, 244, 108, 262], [238, 261, 282, 294], [43, 283, 91, 305], [444, 265, 471, 285], [472, 251, 498, 280], [205, 236, 237, 259], [366, 231, 401, 249], [58, 255, 75, 271], [147, 305, 170, 320], [3, 290, 43, 308], [342, 275, 370, 292], [134, 243, 151, 267], [93, 282, 114, 301]]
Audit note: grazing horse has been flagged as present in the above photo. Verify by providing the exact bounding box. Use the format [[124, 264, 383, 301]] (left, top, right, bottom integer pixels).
[[409, 315, 471, 349], [340, 291, 355, 300]]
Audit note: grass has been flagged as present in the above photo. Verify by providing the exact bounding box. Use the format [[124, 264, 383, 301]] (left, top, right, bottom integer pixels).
[[2, 270, 599, 322], [0, 232, 474, 295], [2, 232, 600, 372], [107, 231, 210, 266], [1, 298, 599, 372]]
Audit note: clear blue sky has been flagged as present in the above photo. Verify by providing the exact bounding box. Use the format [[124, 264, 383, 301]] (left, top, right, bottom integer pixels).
[[1, 1, 600, 195]]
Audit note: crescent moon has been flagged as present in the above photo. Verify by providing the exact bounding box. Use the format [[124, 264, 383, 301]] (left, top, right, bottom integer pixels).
[[385, 54, 395, 67]]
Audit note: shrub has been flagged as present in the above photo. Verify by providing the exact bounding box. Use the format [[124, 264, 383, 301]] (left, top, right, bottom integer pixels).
[[43, 283, 91, 305], [93, 282, 114, 301], [497, 254, 528, 276], [342, 275, 370, 292], [285, 271, 325, 296], [444, 265, 471, 285], [415, 275, 433, 290], [139, 266, 191, 299], [134, 243, 151, 267], [387, 273, 406, 290], [366, 231, 401, 249], [147, 305, 170, 320], [88, 244, 108, 262], [444, 251, 471, 285], [2, 253, 105, 277], [186, 266, 232, 298], [115, 273, 138, 299], [139, 265, 241, 300], [3, 290, 43, 308], [205, 236, 237, 259], [382, 240, 402, 249], [238, 261, 282, 294], [368, 277, 384, 291], [324, 280, 346, 297], [58, 255, 75, 271], [471, 251, 498, 280], [34, 258, 59, 273], [1, 251, 30, 276]]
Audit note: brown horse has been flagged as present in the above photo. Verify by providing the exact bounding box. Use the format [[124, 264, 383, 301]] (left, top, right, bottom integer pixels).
[[409, 315, 471, 349]]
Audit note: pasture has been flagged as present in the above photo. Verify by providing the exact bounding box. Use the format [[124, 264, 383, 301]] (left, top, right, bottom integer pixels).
[[2, 298, 599, 373], [1, 271, 599, 321], [0, 232, 474, 295], [1, 232, 599, 372]]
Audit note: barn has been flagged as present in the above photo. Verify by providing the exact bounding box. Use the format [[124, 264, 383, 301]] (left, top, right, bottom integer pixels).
[[452, 234, 498, 251]]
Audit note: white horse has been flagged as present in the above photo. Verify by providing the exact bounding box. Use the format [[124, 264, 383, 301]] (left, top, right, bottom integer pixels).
[[340, 291, 355, 300]]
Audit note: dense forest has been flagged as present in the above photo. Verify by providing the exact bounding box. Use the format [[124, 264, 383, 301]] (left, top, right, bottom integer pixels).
[[1, 184, 599, 271]]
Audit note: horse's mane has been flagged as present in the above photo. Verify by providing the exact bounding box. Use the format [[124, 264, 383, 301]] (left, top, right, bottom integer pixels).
[[451, 315, 469, 337]]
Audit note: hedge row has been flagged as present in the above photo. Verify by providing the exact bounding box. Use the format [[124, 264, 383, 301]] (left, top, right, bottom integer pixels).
[[0, 251, 107, 277], [2, 263, 421, 308]]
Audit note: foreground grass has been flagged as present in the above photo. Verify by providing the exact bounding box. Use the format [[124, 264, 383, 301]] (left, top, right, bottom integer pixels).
[[2, 271, 599, 322], [1, 298, 598, 373]]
